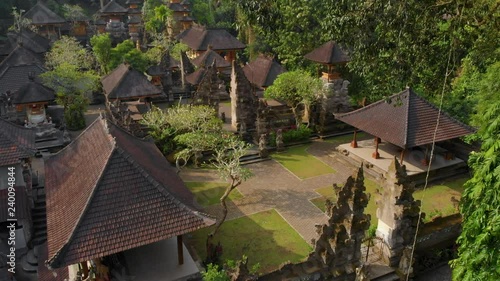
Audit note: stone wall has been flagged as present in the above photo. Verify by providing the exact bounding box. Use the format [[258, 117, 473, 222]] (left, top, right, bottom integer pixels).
[[230, 61, 258, 132], [375, 158, 422, 267]]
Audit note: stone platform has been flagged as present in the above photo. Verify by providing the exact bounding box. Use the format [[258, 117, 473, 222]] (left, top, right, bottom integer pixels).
[[338, 139, 465, 177]]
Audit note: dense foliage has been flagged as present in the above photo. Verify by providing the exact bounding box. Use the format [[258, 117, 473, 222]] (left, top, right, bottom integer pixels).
[[40, 63, 99, 130], [269, 125, 312, 146], [90, 34, 151, 73], [264, 71, 323, 126], [45, 36, 94, 70], [451, 61, 500, 281]]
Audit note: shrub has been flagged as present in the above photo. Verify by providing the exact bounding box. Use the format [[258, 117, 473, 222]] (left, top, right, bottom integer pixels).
[[269, 125, 312, 146]]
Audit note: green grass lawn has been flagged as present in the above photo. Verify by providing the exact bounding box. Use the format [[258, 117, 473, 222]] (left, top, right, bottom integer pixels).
[[311, 179, 380, 227], [311, 176, 469, 225], [272, 145, 335, 179], [188, 209, 312, 274], [415, 177, 468, 220], [185, 182, 244, 207]]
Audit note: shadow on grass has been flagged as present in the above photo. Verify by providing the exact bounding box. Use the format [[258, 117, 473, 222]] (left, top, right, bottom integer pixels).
[[187, 209, 312, 274], [271, 145, 336, 179], [185, 182, 244, 207]]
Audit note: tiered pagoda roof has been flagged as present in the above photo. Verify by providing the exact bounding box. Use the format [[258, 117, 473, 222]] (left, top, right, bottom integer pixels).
[[101, 63, 162, 100], [243, 55, 286, 89], [44, 117, 215, 268], [334, 88, 475, 148]]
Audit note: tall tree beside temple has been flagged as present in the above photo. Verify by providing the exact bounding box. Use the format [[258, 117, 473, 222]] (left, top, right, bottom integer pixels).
[[451, 61, 500, 281], [320, 0, 499, 102]]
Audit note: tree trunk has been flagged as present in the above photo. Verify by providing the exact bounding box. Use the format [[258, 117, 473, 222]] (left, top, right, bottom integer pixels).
[[210, 177, 241, 237], [291, 106, 301, 127], [302, 104, 311, 127]]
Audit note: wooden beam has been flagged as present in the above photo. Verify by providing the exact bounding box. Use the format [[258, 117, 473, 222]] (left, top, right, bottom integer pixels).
[[400, 149, 406, 165], [351, 130, 358, 148], [177, 235, 184, 265], [372, 137, 380, 159]]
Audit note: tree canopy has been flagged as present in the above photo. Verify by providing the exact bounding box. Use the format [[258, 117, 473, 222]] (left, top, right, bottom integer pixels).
[[264, 70, 323, 126], [451, 61, 500, 281], [45, 36, 94, 70]]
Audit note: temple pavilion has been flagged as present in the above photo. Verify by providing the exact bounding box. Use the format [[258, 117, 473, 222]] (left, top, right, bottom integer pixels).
[[304, 40, 350, 81], [335, 87, 475, 178], [42, 116, 215, 280], [23, 1, 66, 40]]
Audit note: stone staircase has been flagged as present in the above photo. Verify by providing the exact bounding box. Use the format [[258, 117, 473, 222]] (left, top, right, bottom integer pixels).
[[31, 190, 47, 247]]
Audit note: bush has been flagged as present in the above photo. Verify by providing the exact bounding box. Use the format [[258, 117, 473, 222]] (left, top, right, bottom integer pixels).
[[269, 125, 312, 146], [202, 264, 230, 281]]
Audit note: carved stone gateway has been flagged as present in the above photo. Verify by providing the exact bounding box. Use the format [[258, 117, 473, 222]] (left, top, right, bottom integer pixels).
[[308, 165, 371, 278], [375, 157, 422, 267], [230, 61, 258, 131]]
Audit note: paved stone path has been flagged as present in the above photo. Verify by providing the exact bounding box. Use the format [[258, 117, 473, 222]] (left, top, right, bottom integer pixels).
[[180, 140, 361, 244]]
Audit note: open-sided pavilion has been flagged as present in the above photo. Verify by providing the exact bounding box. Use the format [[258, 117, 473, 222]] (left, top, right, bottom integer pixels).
[[334, 87, 475, 176]]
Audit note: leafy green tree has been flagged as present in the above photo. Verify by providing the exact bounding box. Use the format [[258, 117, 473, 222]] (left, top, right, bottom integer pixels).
[[40, 63, 99, 130], [171, 42, 189, 61], [143, 0, 171, 38], [9, 6, 33, 33], [45, 36, 94, 70], [202, 264, 230, 281], [192, 0, 215, 27], [320, 0, 499, 102], [109, 40, 151, 72], [264, 70, 323, 126], [451, 61, 500, 281], [90, 34, 113, 74]]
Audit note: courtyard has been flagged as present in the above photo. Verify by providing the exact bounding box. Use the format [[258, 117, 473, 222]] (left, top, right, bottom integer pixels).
[[180, 135, 469, 274]]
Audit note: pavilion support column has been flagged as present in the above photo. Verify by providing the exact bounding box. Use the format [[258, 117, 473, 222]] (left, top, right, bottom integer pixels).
[[351, 130, 358, 148], [422, 144, 430, 166], [372, 137, 380, 159], [177, 235, 184, 265], [400, 149, 406, 165]]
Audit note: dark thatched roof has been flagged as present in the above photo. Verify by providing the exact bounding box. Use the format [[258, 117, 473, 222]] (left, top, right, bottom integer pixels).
[[243, 55, 286, 89], [0, 46, 46, 93], [100, 0, 128, 14], [334, 88, 475, 148], [304, 41, 350, 65], [176, 25, 245, 51], [13, 79, 55, 104], [101, 63, 162, 100], [191, 49, 230, 68], [0, 30, 50, 56], [23, 2, 66, 25]]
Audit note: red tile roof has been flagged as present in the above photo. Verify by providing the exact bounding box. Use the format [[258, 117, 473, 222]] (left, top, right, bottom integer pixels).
[[0, 119, 37, 166], [334, 88, 475, 148], [101, 63, 162, 100], [44, 117, 215, 268], [37, 243, 69, 281], [304, 41, 350, 65], [191, 49, 230, 68], [243, 55, 286, 89], [176, 25, 245, 51]]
